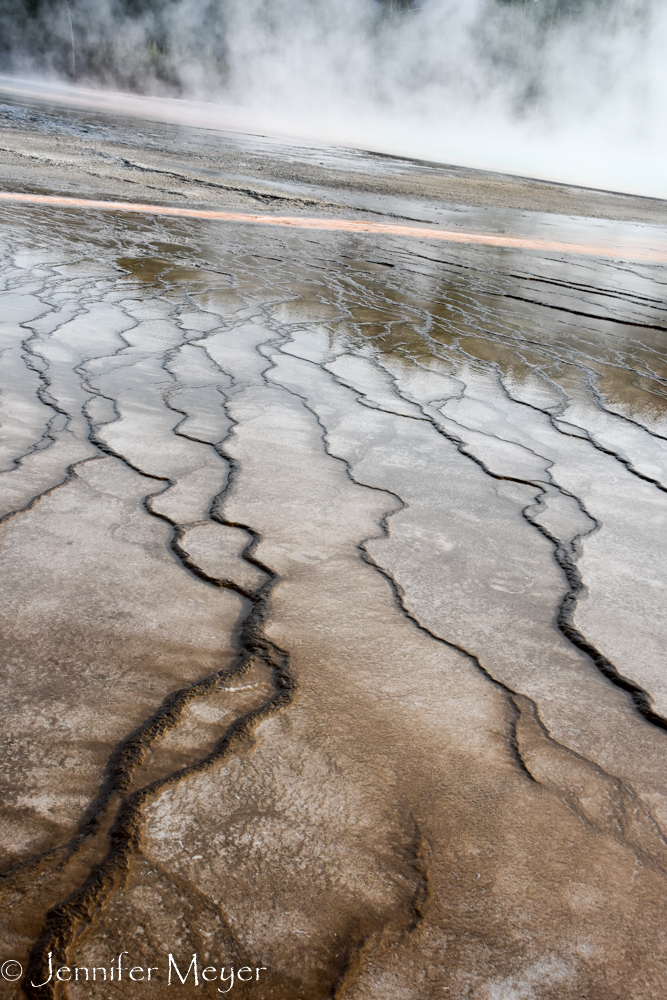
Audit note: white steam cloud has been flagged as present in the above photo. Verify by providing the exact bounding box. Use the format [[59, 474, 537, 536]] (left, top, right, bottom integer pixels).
[[4, 0, 667, 198]]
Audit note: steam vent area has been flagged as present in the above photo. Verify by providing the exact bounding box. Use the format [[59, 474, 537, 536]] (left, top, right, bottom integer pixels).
[[2, 90, 667, 1000]]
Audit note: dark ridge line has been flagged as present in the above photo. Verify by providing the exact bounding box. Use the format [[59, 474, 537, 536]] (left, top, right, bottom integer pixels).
[[0, 408, 64, 475], [425, 408, 552, 493], [4, 347, 256, 874], [361, 143, 667, 204], [24, 639, 292, 1000], [3, 94, 665, 208], [341, 332, 667, 738], [340, 349, 667, 766], [523, 499, 667, 734], [3, 350, 244, 875], [359, 507, 537, 781], [22, 327, 74, 425], [137, 463, 261, 595], [146, 851, 241, 940], [498, 272, 666, 309], [81, 628, 258, 810], [586, 375, 667, 444], [371, 247, 667, 381], [554, 419, 667, 495], [0, 427, 184, 881], [446, 317, 665, 392], [162, 379, 275, 594], [406, 820, 430, 934], [170, 524, 261, 601], [603, 259, 667, 288], [509, 713, 539, 784], [394, 244, 667, 311], [492, 368, 667, 497], [82, 357, 278, 773], [0, 639, 256, 882], [266, 359, 537, 784], [326, 352, 561, 490], [6, 297, 140, 492], [87, 432, 196, 574], [294, 253, 667, 453], [391, 335, 667, 723], [498, 291, 667, 334], [0, 832, 81, 884], [0, 453, 102, 528], [142, 853, 246, 971], [438, 323, 667, 400], [364, 485, 545, 784], [81, 366, 254, 595], [422, 404, 667, 733], [0, 302, 235, 877], [25, 599, 289, 990], [328, 821, 427, 1000], [327, 383, 429, 424], [466, 353, 667, 498], [367, 352, 562, 476], [328, 931, 375, 1000], [511, 693, 667, 859], [116, 156, 315, 208], [24, 351, 295, 1000], [331, 832, 427, 994], [6, 308, 242, 932]]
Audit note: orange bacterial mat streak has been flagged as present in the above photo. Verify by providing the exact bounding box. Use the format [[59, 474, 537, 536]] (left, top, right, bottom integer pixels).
[[1, 190, 666, 263]]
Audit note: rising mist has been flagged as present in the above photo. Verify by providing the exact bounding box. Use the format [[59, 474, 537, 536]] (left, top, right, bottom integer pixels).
[[1, 0, 665, 197]]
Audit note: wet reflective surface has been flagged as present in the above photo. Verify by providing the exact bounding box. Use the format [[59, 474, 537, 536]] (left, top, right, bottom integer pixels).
[[1, 106, 667, 999]]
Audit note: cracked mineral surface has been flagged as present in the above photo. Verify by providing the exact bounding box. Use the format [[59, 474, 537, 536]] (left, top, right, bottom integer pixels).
[[0, 91, 667, 1000]]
